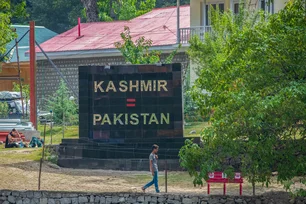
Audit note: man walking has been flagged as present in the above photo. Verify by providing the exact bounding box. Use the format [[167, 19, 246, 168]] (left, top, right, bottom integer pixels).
[[142, 144, 160, 193]]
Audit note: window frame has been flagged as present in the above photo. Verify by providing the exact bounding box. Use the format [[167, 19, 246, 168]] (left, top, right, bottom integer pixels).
[[204, 1, 225, 26]]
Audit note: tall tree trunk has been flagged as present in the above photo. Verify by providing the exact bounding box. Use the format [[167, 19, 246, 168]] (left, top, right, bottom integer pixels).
[[81, 0, 99, 22], [109, 0, 117, 20], [252, 180, 256, 196]]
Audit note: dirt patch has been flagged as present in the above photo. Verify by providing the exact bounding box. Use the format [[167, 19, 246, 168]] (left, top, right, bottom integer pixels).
[[0, 148, 289, 195]]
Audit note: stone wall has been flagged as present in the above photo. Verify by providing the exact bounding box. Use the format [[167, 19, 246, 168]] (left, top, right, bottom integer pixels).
[[0, 190, 305, 204], [36, 53, 189, 109]]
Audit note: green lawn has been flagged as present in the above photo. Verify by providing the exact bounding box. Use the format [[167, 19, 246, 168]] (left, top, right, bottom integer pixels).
[[35, 122, 207, 145], [0, 144, 42, 160], [1, 122, 206, 151], [37, 125, 79, 145], [184, 122, 209, 137]]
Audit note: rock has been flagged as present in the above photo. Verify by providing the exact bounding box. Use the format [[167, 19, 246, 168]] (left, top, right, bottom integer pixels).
[[191, 197, 199, 203], [255, 199, 261, 204], [47, 199, 55, 204], [182, 198, 193, 204], [40, 198, 48, 204], [174, 195, 181, 200], [189, 130, 196, 134], [34, 192, 41, 199], [23, 198, 31, 204], [94, 196, 100, 203], [200, 202, 208, 204], [46, 163, 61, 169], [219, 199, 226, 203], [235, 198, 243, 203], [158, 196, 166, 202], [0, 196, 6, 201], [12, 192, 20, 197], [60, 198, 71, 204], [111, 196, 119, 203], [127, 197, 136, 203], [78, 197, 88, 203], [167, 200, 181, 204], [100, 197, 106, 204], [55, 199, 61, 204], [2, 201, 9, 204], [99, 197, 106, 204], [168, 195, 174, 200], [137, 196, 144, 202], [8, 195, 16, 203], [105, 197, 112, 204], [26, 192, 34, 198], [65, 194, 78, 198], [151, 196, 157, 203], [16, 199, 23, 204], [31, 198, 39, 204], [3, 191, 12, 196], [144, 196, 151, 202], [209, 198, 220, 204], [118, 197, 125, 203], [71, 198, 78, 204]]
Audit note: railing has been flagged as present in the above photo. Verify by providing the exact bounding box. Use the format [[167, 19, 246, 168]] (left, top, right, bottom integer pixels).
[[179, 26, 212, 44]]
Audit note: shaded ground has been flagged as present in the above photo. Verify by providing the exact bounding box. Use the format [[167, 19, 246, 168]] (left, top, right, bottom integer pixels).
[[0, 147, 291, 195]]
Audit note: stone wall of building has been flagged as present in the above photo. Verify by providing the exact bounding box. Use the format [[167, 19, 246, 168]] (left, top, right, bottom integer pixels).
[[36, 53, 189, 109], [0, 190, 305, 204]]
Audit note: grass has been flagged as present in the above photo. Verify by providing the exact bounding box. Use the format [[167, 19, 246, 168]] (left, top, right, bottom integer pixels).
[[34, 122, 207, 145], [184, 122, 209, 137], [125, 171, 195, 188], [0, 144, 42, 161], [37, 125, 79, 145]]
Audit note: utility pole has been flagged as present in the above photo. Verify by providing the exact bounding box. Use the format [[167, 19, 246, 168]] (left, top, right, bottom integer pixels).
[[177, 0, 180, 44], [30, 21, 37, 129], [15, 35, 25, 119]]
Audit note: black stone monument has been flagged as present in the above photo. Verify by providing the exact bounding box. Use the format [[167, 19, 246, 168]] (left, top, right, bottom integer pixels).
[[58, 64, 198, 170]]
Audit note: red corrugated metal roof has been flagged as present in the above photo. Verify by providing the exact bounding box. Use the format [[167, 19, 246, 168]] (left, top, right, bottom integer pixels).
[[37, 5, 190, 53]]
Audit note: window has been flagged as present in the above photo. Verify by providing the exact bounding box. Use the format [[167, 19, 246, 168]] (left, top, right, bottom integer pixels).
[[261, 0, 274, 14], [205, 2, 225, 26], [234, 3, 239, 14]]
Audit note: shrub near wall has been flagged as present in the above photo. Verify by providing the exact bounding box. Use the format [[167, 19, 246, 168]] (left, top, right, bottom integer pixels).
[[0, 190, 305, 204]]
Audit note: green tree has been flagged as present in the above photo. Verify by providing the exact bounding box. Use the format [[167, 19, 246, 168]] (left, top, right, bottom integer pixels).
[[47, 80, 78, 137], [155, 0, 189, 8], [0, 102, 9, 118], [115, 26, 181, 64], [112, 0, 155, 20], [180, 0, 306, 195], [83, 0, 156, 22], [15, 0, 84, 33], [0, 0, 26, 61]]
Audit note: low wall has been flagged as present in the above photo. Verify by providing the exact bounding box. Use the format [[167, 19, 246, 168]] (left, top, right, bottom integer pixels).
[[0, 190, 305, 204]]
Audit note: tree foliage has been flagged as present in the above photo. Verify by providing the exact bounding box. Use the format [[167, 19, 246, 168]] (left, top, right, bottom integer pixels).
[[0, 102, 9, 119], [180, 0, 306, 195], [47, 80, 78, 126], [13, 0, 84, 33], [115, 26, 181, 64], [0, 0, 26, 59], [12, 0, 187, 33]]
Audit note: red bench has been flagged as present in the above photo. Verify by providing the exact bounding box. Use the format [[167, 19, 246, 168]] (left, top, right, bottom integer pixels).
[[207, 172, 243, 195], [0, 132, 26, 143]]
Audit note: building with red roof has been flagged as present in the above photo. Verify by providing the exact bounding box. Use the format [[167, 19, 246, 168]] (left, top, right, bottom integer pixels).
[[35, 5, 191, 105], [36, 5, 190, 60]]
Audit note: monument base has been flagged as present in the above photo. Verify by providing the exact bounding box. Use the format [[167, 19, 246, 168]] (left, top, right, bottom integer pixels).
[[57, 137, 199, 171]]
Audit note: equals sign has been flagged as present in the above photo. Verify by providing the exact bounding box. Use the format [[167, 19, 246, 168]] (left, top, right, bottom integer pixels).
[[126, 98, 136, 107]]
